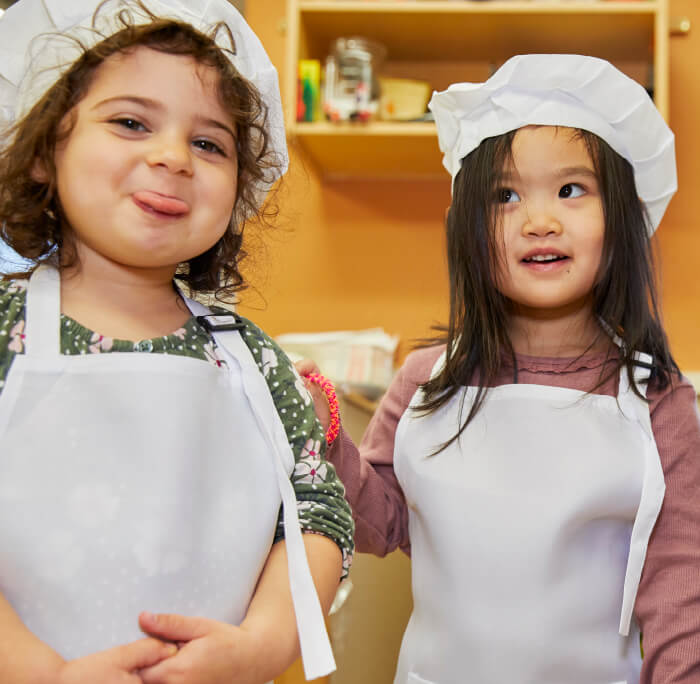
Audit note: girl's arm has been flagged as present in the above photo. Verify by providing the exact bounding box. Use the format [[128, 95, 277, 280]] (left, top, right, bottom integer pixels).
[[0, 590, 176, 684], [136, 324, 349, 683], [324, 346, 443, 557], [636, 376, 700, 682], [137, 534, 341, 684], [0, 591, 64, 683]]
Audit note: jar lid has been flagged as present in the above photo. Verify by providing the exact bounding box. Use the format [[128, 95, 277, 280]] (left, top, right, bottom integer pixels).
[[331, 36, 387, 63]]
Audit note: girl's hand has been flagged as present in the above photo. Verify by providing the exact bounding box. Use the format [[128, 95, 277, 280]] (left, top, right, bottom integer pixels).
[[295, 359, 331, 432], [137, 612, 269, 684], [57, 638, 177, 684]]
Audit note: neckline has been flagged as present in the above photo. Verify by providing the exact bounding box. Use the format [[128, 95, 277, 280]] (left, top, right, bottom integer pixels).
[[503, 348, 620, 374], [59, 310, 201, 347]]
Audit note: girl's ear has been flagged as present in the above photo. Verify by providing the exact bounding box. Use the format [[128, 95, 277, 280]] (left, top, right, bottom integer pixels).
[[30, 158, 49, 183]]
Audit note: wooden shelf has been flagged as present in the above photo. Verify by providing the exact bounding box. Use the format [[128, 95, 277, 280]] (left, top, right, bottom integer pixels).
[[296, 1, 658, 61], [290, 122, 444, 179], [299, 0, 660, 10], [293, 121, 436, 137], [286, 0, 669, 178]]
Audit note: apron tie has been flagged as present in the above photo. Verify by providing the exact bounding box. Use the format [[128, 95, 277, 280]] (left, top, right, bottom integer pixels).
[[184, 295, 336, 679], [616, 351, 665, 636]]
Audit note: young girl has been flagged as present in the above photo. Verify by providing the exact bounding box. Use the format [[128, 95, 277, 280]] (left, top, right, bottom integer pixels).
[[0, 1, 353, 682], [305, 54, 700, 683]]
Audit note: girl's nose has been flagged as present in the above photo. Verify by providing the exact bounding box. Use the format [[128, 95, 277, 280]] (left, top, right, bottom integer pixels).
[[522, 208, 563, 237], [145, 134, 193, 175]]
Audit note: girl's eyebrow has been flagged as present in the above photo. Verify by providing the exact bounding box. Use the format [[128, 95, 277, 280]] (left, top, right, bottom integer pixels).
[[497, 171, 519, 183], [556, 166, 597, 179], [498, 166, 597, 183], [91, 95, 236, 142]]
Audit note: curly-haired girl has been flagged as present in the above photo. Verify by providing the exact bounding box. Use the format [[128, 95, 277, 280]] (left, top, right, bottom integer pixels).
[[0, 1, 353, 682]]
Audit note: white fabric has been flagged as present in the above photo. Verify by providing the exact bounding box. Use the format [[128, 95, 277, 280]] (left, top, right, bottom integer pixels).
[[392, 353, 664, 684], [0, 265, 334, 680], [428, 54, 676, 233], [0, 0, 287, 208]]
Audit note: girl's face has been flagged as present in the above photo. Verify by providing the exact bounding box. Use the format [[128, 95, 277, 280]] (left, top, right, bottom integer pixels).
[[493, 126, 605, 320], [51, 46, 238, 276]]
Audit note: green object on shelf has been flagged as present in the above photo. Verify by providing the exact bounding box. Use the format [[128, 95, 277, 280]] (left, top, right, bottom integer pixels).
[[298, 59, 321, 122]]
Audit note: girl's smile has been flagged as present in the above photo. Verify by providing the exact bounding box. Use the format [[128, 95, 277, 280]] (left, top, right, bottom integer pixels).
[[520, 247, 570, 271]]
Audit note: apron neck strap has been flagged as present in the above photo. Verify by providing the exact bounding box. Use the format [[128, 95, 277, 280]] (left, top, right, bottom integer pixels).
[[600, 318, 653, 399], [179, 291, 336, 678], [25, 264, 61, 359], [618, 351, 654, 399]]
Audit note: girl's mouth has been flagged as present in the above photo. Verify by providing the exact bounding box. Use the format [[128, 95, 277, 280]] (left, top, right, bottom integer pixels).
[[522, 254, 568, 264], [132, 191, 189, 218], [521, 253, 571, 271]]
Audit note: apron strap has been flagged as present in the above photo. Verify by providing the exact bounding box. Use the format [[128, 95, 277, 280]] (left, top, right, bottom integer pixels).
[[616, 351, 665, 636], [182, 295, 336, 679], [25, 264, 61, 359]]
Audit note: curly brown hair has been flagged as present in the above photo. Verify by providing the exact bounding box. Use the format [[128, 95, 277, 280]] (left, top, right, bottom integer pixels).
[[0, 0, 283, 300]]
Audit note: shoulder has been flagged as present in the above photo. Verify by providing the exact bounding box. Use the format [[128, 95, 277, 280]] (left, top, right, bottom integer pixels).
[[0, 277, 28, 314], [0, 278, 29, 344], [234, 314, 322, 444], [234, 314, 299, 382], [0, 278, 29, 391], [647, 371, 698, 419], [374, 344, 446, 423], [398, 344, 446, 389], [647, 372, 700, 470]]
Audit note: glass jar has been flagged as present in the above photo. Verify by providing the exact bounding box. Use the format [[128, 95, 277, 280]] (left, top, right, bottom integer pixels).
[[323, 37, 386, 123]]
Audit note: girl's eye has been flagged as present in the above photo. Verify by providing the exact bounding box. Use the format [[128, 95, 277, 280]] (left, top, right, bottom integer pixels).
[[559, 183, 585, 199], [193, 139, 226, 156], [497, 188, 520, 203], [110, 118, 147, 132]]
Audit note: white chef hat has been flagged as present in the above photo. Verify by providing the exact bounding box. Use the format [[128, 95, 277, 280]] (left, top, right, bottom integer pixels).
[[0, 0, 288, 207], [428, 54, 676, 233]]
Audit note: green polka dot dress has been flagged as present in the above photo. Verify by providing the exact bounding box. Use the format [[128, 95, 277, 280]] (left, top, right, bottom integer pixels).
[[0, 278, 354, 577]]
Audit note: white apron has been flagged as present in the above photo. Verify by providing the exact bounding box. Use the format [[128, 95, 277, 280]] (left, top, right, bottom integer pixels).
[[393, 351, 664, 684], [0, 265, 334, 680]]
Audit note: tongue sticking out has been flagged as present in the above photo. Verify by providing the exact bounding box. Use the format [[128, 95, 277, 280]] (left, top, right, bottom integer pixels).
[[133, 191, 189, 216]]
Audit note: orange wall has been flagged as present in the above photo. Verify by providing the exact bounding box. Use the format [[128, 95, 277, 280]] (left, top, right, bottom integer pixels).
[[240, 0, 700, 370], [657, 0, 700, 371]]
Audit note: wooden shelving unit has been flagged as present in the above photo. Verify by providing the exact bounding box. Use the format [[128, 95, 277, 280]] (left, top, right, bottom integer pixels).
[[285, 0, 669, 179]]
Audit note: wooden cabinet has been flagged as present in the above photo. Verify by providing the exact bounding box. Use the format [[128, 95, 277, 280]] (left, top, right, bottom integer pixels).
[[284, 0, 669, 179]]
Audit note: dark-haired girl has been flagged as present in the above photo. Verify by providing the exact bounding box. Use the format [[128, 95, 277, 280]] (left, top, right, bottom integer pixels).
[[304, 55, 700, 683], [0, 1, 352, 682]]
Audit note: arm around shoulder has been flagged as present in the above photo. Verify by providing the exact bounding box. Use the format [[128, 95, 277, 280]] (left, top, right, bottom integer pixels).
[[326, 345, 444, 557]]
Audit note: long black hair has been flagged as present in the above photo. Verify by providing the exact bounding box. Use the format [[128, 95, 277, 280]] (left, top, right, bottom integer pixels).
[[418, 127, 679, 451]]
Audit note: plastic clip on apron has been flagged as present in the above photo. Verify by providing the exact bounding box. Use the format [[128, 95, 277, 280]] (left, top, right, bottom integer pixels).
[[393, 351, 665, 684], [0, 266, 334, 681]]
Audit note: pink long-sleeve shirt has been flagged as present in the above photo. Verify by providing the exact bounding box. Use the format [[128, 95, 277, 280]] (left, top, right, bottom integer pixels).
[[328, 345, 700, 683]]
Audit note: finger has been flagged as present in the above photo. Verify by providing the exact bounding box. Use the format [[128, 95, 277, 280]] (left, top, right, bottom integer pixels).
[[295, 359, 320, 376], [306, 385, 331, 428], [110, 637, 177, 671], [139, 611, 214, 642], [139, 651, 184, 684]]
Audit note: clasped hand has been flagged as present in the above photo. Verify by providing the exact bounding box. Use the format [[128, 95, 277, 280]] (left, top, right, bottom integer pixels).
[[57, 612, 269, 684]]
